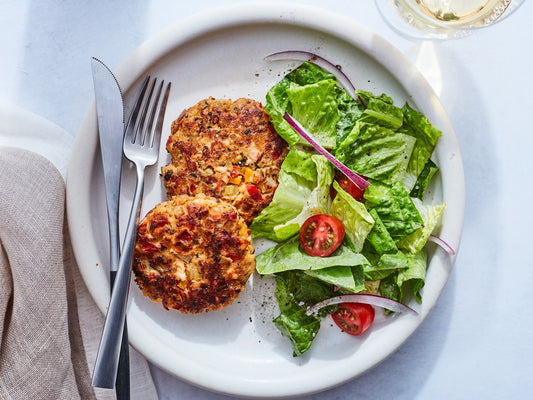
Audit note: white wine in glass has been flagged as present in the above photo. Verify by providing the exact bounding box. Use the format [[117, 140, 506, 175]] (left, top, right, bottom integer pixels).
[[376, 0, 523, 39]]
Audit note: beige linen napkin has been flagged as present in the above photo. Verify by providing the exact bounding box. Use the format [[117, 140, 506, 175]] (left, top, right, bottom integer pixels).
[[0, 147, 158, 400]]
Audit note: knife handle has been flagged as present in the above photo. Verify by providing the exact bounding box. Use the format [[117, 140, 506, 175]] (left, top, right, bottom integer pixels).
[[110, 270, 131, 400]]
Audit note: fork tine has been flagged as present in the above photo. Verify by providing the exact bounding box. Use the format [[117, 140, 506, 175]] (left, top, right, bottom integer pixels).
[[124, 76, 150, 143], [144, 80, 164, 147], [135, 78, 157, 146], [151, 81, 171, 149]]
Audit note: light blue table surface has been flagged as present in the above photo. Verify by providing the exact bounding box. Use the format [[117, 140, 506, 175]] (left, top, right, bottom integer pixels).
[[1, 1, 531, 399]]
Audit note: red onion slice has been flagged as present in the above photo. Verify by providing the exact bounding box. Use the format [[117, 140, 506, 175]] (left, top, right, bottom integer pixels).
[[265, 50, 359, 101], [429, 235, 456, 255], [306, 294, 418, 316], [283, 112, 370, 191]]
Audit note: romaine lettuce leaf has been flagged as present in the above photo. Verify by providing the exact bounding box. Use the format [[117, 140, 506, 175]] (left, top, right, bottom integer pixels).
[[265, 61, 363, 150], [379, 273, 402, 304], [330, 180, 374, 252], [356, 90, 394, 106], [363, 250, 409, 281], [256, 235, 368, 275], [398, 249, 427, 303], [361, 179, 390, 201], [397, 199, 446, 253], [279, 270, 337, 308], [273, 302, 320, 357], [250, 148, 334, 241], [364, 181, 424, 242], [265, 62, 338, 147], [358, 96, 404, 129], [286, 79, 339, 149], [365, 208, 398, 254], [284, 61, 337, 86], [273, 272, 322, 356], [401, 103, 442, 191], [306, 265, 365, 293], [265, 78, 299, 146], [273, 271, 336, 356], [336, 88, 365, 144], [378, 248, 427, 304], [410, 159, 439, 200], [336, 121, 416, 186]]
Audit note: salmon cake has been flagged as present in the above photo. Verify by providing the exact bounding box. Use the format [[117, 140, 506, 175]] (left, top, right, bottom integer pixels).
[[161, 97, 288, 225], [132, 194, 255, 313]]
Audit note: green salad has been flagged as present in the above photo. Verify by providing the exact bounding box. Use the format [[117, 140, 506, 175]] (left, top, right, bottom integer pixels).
[[250, 60, 446, 357]]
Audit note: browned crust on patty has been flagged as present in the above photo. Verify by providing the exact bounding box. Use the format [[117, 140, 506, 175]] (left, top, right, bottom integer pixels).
[[132, 194, 255, 313], [161, 97, 288, 225]]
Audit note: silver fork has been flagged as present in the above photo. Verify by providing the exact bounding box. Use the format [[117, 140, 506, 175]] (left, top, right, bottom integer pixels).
[[92, 76, 171, 389]]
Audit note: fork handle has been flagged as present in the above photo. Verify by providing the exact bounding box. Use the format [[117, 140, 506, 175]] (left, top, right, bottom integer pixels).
[[92, 165, 145, 389], [110, 270, 131, 399], [109, 205, 130, 398]]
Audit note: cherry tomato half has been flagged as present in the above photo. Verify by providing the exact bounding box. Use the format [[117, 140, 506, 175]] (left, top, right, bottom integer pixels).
[[334, 173, 366, 202], [299, 214, 345, 257], [331, 303, 375, 336]]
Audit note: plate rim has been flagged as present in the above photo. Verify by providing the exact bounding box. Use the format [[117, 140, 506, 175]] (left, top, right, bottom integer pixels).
[[66, 2, 465, 398]]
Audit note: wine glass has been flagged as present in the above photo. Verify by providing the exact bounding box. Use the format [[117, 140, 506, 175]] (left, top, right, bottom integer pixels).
[[375, 0, 524, 39]]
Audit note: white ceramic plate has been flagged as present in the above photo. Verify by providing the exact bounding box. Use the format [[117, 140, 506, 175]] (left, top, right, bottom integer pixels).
[[67, 3, 464, 398]]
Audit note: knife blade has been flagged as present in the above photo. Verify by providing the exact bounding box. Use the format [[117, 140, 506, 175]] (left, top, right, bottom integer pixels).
[[90, 57, 130, 397]]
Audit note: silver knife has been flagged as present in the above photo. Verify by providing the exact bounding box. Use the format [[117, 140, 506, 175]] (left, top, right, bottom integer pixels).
[[90, 57, 130, 397]]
